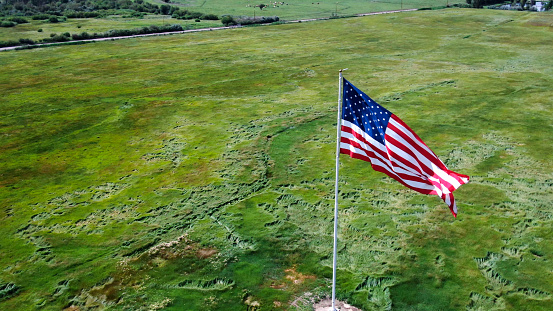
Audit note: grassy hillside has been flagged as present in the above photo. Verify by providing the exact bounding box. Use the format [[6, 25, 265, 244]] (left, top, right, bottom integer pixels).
[[1, 8, 552, 311]]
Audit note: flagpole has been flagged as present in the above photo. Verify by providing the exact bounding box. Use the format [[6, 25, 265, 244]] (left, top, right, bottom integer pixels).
[[332, 69, 345, 311]]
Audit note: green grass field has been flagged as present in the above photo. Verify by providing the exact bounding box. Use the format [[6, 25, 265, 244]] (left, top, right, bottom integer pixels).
[[1, 0, 465, 43], [153, 0, 465, 20], [1, 8, 553, 311], [0, 15, 221, 42]]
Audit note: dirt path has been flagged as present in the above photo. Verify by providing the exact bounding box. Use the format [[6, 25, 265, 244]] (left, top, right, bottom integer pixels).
[[0, 9, 418, 52]]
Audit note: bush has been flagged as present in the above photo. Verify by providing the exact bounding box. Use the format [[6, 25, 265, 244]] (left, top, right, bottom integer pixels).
[[0, 40, 20, 48], [185, 12, 203, 19], [72, 32, 92, 40], [130, 11, 145, 18], [32, 14, 50, 20], [48, 16, 60, 23], [101, 24, 183, 38], [49, 34, 70, 42], [202, 14, 219, 20], [221, 15, 237, 26], [233, 16, 279, 26], [38, 29, 43, 32], [64, 11, 100, 18], [18, 38, 35, 45], [9, 17, 29, 24], [0, 21, 17, 27], [160, 4, 171, 15]]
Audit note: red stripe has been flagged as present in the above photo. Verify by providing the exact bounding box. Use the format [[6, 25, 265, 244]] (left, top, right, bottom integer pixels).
[[341, 147, 434, 194], [340, 136, 438, 195], [340, 137, 395, 173], [341, 125, 388, 159]]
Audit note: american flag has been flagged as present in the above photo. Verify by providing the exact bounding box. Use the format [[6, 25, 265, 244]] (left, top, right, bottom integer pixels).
[[340, 78, 469, 217]]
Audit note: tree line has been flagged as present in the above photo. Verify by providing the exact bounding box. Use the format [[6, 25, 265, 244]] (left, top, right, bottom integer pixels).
[[0, 0, 216, 18]]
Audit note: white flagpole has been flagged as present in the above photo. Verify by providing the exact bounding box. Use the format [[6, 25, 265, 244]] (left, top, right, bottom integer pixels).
[[332, 69, 346, 311]]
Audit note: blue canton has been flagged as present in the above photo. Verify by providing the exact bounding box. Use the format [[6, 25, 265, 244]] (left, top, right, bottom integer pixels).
[[342, 78, 392, 145]]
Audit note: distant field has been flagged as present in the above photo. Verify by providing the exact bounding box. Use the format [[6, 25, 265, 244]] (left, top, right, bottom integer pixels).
[[0, 15, 221, 42], [155, 0, 466, 20], [0, 0, 465, 42], [1, 8, 553, 311]]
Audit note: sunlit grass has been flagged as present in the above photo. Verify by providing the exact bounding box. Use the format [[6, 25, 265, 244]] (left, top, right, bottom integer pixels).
[[0, 15, 221, 42], [1, 8, 552, 311]]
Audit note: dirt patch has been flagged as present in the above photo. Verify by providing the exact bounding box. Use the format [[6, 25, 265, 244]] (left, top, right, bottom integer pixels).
[[285, 266, 316, 285], [313, 298, 362, 311], [197, 248, 217, 259]]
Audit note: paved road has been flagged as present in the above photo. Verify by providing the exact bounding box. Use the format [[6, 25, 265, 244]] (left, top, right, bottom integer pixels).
[[0, 9, 418, 52]]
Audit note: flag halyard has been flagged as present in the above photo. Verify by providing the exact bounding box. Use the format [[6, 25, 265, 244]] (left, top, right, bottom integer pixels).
[[340, 78, 469, 217]]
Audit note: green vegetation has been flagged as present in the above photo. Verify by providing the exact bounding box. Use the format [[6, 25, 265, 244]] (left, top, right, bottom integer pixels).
[[1, 8, 553, 311], [0, 0, 221, 46], [160, 0, 466, 20], [0, 15, 220, 42], [0, 0, 469, 47]]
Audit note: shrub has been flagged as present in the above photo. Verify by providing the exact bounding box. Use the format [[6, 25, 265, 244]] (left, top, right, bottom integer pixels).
[[32, 14, 50, 20], [38, 29, 43, 32], [18, 38, 35, 45], [131, 11, 145, 18], [185, 12, 203, 20], [233, 16, 279, 26], [221, 15, 237, 26], [160, 4, 171, 15], [202, 14, 219, 20], [64, 11, 100, 18], [50, 34, 70, 42], [0, 40, 20, 48], [48, 16, 60, 23], [72, 32, 91, 40], [9, 17, 29, 24], [0, 21, 17, 27]]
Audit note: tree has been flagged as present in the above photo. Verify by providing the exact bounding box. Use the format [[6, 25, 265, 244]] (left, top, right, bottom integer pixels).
[[221, 15, 237, 26], [160, 4, 171, 15]]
